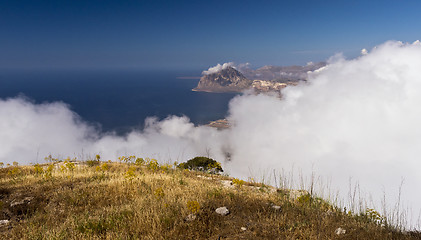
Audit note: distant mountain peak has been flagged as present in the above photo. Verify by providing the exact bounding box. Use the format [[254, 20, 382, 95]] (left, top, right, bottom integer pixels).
[[193, 66, 252, 93]]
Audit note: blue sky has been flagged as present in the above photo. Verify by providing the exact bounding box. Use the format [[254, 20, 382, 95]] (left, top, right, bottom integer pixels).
[[1, 0, 420, 71]]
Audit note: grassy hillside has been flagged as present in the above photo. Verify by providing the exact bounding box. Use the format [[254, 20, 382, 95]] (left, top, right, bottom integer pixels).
[[0, 157, 420, 239]]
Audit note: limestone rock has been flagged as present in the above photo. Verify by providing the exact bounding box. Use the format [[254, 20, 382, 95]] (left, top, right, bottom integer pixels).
[[185, 214, 197, 221], [335, 227, 346, 235], [10, 196, 34, 207], [220, 180, 234, 189], [0, 219, 10, 227], [272, 205, 281, 211], [215, 207, 230, 216]]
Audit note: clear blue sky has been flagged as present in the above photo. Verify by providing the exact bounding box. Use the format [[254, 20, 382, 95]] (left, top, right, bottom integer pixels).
[[1, 0, 420, 71]]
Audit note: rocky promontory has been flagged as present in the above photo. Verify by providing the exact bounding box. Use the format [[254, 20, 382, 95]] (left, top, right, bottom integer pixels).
[[193, 66, 252, 93], [193, 62, 326, 93]]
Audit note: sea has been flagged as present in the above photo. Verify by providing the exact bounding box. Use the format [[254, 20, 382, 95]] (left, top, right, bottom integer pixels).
[[0, 69, 238, 135]]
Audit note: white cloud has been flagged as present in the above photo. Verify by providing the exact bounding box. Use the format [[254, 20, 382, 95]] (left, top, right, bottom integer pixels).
[[0, 97, 221, 164], [202, 62, 235, 75]]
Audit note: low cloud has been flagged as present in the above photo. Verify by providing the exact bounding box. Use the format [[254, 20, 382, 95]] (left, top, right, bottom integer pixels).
[[202, 62, 236, 75], [0, 98, 223, 164]]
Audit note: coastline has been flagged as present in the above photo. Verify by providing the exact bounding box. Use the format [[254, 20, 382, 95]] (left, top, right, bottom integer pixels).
[[192, 88, 242, 93]]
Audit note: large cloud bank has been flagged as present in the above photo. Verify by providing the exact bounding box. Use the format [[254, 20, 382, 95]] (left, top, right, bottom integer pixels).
[[226, 41, 421, 228], [0, 98, 220, 163], [1, 40, 421, 229]]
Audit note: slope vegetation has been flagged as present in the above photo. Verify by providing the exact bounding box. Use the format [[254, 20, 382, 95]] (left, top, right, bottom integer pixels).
[[0, 157, 419, 239]]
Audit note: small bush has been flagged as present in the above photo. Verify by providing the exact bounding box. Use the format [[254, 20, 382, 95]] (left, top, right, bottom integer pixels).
[[160, 164, 172, 173], [118, 156, 136, 164], [135, 158, 144, 166], [232, 178, 245, 187], [365, 208, 386, 225], [86, 155, 101, 167], [99, 163, 110, 172], [125, 166, 137, 180], [177, 157, 223, 173], [187, 200, 200, 213], [154, 187, 165, 199], [44, 164, 54, 179], [61, 160, 76, 173], [44, 154, 59, 163], [147, 159, 160, 172], [33, 164, 44, 175], [7, 167, 20, 177], [296, 193, 312, 206], [87, 160, 100, 167]]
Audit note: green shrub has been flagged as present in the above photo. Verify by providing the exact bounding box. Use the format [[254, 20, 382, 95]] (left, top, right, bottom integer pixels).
[[178, 156, 223, 173], [33, 164, 44, 175], [135, 157, 144, 166], [44, 164, 54, 179], [232, 178, 245, 187], [86, 154, 101, 167], [187, 200, 200, 213], [125, 166, 137, 180], [86, 159, 100, 167], [147, 159, 159, 172]]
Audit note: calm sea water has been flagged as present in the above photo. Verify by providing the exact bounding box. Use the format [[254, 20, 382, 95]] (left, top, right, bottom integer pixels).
[[0, 70, 237, 134]]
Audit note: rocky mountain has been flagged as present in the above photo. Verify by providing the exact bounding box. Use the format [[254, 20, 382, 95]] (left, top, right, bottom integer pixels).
[[193, 66, 252, 93], [193, 62, 327, 93]]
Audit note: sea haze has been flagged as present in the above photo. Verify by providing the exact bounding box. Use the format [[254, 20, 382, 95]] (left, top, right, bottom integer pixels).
[[0, 70, 237, 134]]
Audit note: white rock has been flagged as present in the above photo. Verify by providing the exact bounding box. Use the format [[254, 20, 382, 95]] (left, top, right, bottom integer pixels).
[[289, 190, 308, 201], [220, 180, 234, 188], [197, 175, 212, 180], [215, 207, 230, 216], [267, 187, 277, 194], [0, 220, 10, 226], [241, 227, 247, 231], [10, 196, 34, 207], [185, 214, 197, 221], [10, 200, 25, 207], [272, 205, 281, 211], [335, 227, 346, 235]]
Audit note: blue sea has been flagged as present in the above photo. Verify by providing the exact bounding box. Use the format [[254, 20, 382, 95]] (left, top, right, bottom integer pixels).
[[0, 70, 237, 134]]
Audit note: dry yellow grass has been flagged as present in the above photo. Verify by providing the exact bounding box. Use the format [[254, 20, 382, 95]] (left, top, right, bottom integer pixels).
[[0, 159, 420, 239]]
